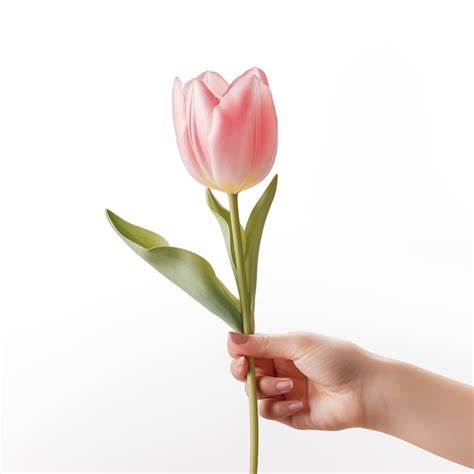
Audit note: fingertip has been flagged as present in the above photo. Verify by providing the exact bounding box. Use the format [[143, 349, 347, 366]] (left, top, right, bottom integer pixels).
[[237, 356, 248, 379], [230, 356, 248, 381], [237, 355, 247, 369]]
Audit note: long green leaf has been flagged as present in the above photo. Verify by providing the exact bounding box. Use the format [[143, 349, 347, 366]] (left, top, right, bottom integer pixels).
[[106, 209, 243, 332], [245, 174, 278, 313], [206, 188, 246, 276]]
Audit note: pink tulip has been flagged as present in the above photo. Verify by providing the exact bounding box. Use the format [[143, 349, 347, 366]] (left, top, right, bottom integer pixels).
[[172, 67, 278, 194]]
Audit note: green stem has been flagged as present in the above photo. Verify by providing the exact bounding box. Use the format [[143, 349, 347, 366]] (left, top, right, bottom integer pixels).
[[228, 192, 259, 474]]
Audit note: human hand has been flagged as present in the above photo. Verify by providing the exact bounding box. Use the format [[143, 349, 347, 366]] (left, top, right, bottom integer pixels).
[[228, 331, 474, 467], [228, 331, 376, 431]]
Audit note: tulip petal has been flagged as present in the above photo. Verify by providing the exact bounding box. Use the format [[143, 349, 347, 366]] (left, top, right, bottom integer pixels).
[[198, 71, 229, 97], [185, 79, 221, 184], [209, 75, 278, 193], [172, 78, 210, 186], [227, 67, 269, 93]]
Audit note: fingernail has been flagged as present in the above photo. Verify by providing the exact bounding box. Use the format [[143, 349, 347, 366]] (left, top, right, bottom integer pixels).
[[288, 401, 303, 412], [275, 379, 293, 392], [238, 356, 246, 366], [229, 332, 249, 344]]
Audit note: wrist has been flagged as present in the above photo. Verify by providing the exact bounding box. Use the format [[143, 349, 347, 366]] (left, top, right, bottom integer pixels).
[[361, 352, 404, 433]]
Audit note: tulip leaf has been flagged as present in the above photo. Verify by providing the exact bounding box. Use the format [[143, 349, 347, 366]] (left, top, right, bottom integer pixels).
[[106, 209, 243, 332], [206, 188, 246, 276], [245, 174, 278, 313]]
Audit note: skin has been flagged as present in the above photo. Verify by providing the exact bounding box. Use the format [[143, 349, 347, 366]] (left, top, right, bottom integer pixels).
[[228, 331, 474, 468]]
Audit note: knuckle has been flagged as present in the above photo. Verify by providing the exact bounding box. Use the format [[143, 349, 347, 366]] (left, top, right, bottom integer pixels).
[[334, 339, 362, 359], [288, 330, 311, 346], [288, 330, 306, 338], [295, 331, 313, 345], [257, 334, 270, 352], [287, 331, 314, 358]]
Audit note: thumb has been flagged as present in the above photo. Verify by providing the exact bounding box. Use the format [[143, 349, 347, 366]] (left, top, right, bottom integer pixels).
[[228, 331, 307, 360]]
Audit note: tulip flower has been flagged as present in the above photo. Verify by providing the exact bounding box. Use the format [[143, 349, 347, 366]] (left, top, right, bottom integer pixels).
[[107, 67, 278, 474], [172, 67, 278, 193]]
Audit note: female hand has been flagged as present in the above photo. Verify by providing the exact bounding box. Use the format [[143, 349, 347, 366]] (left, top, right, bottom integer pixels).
[[228, 331, 374, 431], [228, 331, 474, 467]]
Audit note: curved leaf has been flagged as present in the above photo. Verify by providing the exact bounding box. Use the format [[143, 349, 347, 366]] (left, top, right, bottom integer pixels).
[[245, 174, 278, 313], [206, 188, 246, 275], [106, 209, 243, 332]]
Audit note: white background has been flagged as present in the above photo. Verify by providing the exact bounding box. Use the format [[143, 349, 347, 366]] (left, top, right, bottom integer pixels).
[[0, 0, 472, 472]]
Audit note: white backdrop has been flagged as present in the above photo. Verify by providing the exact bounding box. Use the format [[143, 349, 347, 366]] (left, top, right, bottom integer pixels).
[[0, 0, 472, 472]]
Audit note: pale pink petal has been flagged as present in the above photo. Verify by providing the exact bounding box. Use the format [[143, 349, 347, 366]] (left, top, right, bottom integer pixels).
[[197, 71, 229, 97], [172, 77, 211, 186], [240, 82, 278, 189], [185, 79, 221, 183], [182, 77, 193, 98], [227, 67, 269, 93], [172, 78, 187, 136], [208, 75, 278, 193]]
